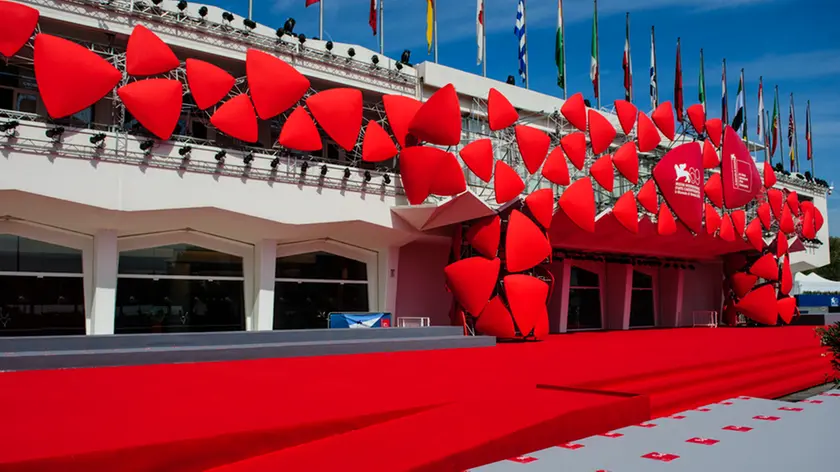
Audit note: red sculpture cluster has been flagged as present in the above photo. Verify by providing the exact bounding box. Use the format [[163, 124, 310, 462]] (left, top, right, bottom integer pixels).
[[0, 2, 825, 336]]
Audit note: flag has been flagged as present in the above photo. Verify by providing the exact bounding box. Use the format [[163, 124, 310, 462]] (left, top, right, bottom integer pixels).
[[590, 0, 599, 99], [305, 0, 319, 6], [698, 49, 706, 110], [674, 38, 683, 122], [732, 70, 745, 135], [426, 0, 434, 54], [788, 95, 795, 170], [369, 0, 378, 36], [757, 77, 765, 142], [806, 101, 812, 161], [477, 0, 484, 65], [622, 13, 632, 101], [515, 0, 527, 83], [771, 89, 779, 157], [721, 60, 728, 124], [556, 0, 565, 89], [649, 27, 657, 110]]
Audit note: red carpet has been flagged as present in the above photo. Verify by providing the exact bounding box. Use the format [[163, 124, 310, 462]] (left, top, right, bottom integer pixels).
[[0, 327, 832, 471]]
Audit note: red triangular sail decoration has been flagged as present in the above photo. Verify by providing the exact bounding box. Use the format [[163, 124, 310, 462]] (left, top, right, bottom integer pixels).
[[731, 210, 746, 237], [774, 231, 789, 257], [778, 297, 796, 324], [736, 284, 778, 325], [444, 257, 501, 316], [802, 209, 817, 240], [780, 205, 795, 234], [408, 83, 462, 146], [767, 188, 784, 219], [560, 132, 587, 170], [382, 95, 422, 148], [494, 161, 525, 204], [118, 79, 183, 140], [612, 142, 639, 185], [488, 88, 518, 130], [34, 34, 122, 119], [613, 100, 638, 135], [465, 216, 501, 258], [279, 106, 323, 152], [459, 138, 493, 182], [757, 202, 772, 230], [786, 191, 800, 216], [613, 191, 639, 234], [749, 253, 779, 281], [705, 118, 723, 147], [560, 92, 587, 131], [0, 1, 39, 58], [637, 180, 658, 214], [504, 275, 549, 338], [588, 109, 617, 155], [719, 213, 736, 242], [247, 49, 310, 120], [525, 188, 555, 229], [637, 112, 661, 152], [210, 94, 259, 143], [186, 59, 235, 110], [399, 146, 440, 205], [780, 256, 793, 295], [505, 210, 552, 273], [590, 155, 614, 192], [515, 125, 551, 174], [652, 142, 704, 234], [559, 178, 596, 232], [721, 126, 762, 209], [126, 25, 180, 76], [541, 147, 570, 186], [658, 205, 677, 236], [763, 162, 777, 189], [361, 121, 398, 162], [651, 101, 676, 140], [705, 173, 723, 208], [428, 151, 467, 197], [306, 88, 363, 151], [731, 272, 758, 298], [705, 204, 721, 235], [702, 139, 720, 169], [745, 219, 764, 252], [475, 296, 516, 338], [687, 104, 705, 134]]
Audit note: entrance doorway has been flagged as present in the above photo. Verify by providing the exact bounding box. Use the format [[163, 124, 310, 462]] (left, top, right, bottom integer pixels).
[[629, 270, 656, 328], [567, 266, 603, 330]]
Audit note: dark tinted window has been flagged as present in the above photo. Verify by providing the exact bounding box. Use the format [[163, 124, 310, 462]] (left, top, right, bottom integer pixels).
[[273, 282, 369, 330], [632, 271, 653, 288], [570, 267, 599, 288], [276, 252, 367, 281], [0, 235, 83, 273], [567, 288, 602, 330], [119, 245, 243, 277], [0, 275, 85, 336]]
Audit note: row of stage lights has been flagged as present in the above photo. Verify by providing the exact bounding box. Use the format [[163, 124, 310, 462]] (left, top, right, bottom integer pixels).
[[144, 1, 413, 70]]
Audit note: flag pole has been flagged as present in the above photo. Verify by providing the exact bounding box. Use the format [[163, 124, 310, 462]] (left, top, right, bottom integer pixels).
[[482, 0, 487, 77], [561, 0, 567, 99], [319, 0, 324, 39], [433, 0, 439, 63], [525, 0, 530, 89], [248, 0, 252, 20], [765, 108, 771, 165], [626, 12, 632, 102], [595, 0, 600, 109], [791, 92, 799, 172], [742, 69, 748, 146], [379, 0, 384, 55], [777, 86, 785, 170], [699, 48, 705, 112], [721, 58, 727, 124], [651, 25, 658, 110], [808, 100, 814, 176]]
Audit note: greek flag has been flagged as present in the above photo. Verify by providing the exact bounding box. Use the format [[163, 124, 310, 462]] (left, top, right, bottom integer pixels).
[[514, 0, 527, 83]]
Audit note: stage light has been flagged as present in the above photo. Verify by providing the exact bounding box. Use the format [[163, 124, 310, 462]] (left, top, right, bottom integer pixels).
[[343, 168, 351, 179], [198, 6, 207, 17], [325, 41, 333, 51], [364, 171, 372, 182], [270, 157, 280, 169], [151, 0, 162, 4], [395, 62, 403, 71], [584, 99, 592, 107], [400, 49, 411, 64], [243, 19, 257, 29], [89, 133, 106, 144], [283, 18, 296, 35], [300, 161, 308, 172], [276, 28, 285, 39], [298, 33, 306, 44], [688, 264, 695, 270], [222, 12, 234, 22], [45, 126, 65, 139], [371, 55, 379, 66], [347, 47, 355, 58], [320, 164, 328, 176], [383, 174, 391, 184], [178, 145, 192, 156], [0, 120, 19, 132], [139, 139, 154, 152], [215, 150, 226, 161], [506, 75, 516, 85], [243, 152, 254, 165], [176, 0, 187, 11]]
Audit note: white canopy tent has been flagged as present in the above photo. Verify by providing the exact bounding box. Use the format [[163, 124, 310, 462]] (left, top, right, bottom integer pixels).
[[794, 272, 840, 294]]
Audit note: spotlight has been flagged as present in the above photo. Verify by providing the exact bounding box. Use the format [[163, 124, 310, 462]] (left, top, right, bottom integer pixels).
[[506, 75, 516, 85], [0, 120, 19, 132], [222, 12, 234, 22], [347, 47, 355, 58], [198, 6, 207, 17], [688, 264, 695, 270], [325, 40, 334, 51], [395, 62, 403, 71], [176, 0, 187, 11], [215, 149, 226, 161], [45, 126, 65, 139], [276, 28, 285, 39], [139, 139, 154, 152], [313, 36, 320, 41], [320, 164, 328, 176], [343, 168, 351, 179], [364, 171, 372, 182], [298, 33, 306, 44], [89, 133, 106, 144], [243, 19, 257, 29], [371, 54, 379, 66], [301, 161, 309, 172], [283, 18, 296, 35], [151, 0, 162, 4], [243, 152, 254, 165], [178, 145, 192, 156], [270, 157, 280, 168], [400, 49, 411, 64], [383, 174, 391, 184]]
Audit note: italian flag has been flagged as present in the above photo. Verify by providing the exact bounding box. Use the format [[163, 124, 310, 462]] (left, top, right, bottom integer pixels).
[[590, 1, 598, 99], [556, 0, 565, 89]]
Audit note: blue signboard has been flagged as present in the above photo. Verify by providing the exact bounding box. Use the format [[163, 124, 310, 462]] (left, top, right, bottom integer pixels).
[[328, 312, 392, 329], [797, 295, 840, 307]]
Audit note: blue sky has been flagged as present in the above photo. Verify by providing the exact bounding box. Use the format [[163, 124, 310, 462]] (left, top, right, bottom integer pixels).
[[215, 0, 838, 234]]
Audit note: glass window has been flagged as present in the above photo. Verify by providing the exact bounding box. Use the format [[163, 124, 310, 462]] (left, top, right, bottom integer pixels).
[[0, 235, 83, 273], [629, 289, 656, 327], [632, 271, 653, 288], [0, 87, 12, 109], [273, 282, 369, 330], [115, 278, 244, 334], [276, 252, 367, 281], [0, 275, 85, 336], [567, 288, 602, 330], [118, 244, 243, 277], [570, 267, 599, 288], [15, 93, 37, 113]]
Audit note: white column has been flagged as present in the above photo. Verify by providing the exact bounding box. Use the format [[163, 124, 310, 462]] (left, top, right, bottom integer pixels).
[[249, 239, 277, 331], [87, 230, 118, 335], [557, 261, 572, 333], [377, 247, 400, 317]]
